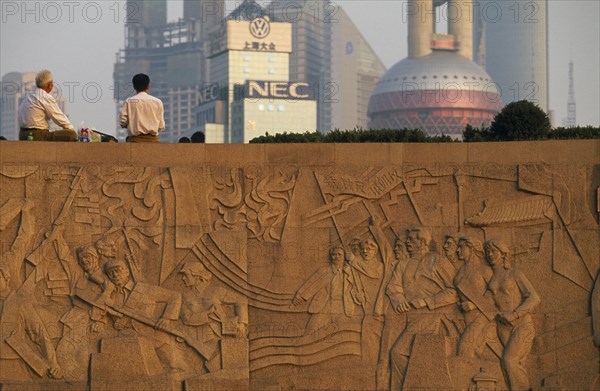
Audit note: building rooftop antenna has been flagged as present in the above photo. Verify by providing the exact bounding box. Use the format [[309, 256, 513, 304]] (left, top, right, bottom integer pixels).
[[566, 60, 576, 127]]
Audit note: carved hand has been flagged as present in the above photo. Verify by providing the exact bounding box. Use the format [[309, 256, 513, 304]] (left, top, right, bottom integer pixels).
[[292, 295, 305, 306], [48, 366, 63, 379], [410, 299, 427, 309], [460, 301, 476, 312], [101, 280, 115, 292], [396, 301, 411, 313], [90, 321, 104, 333], [355, 291, 367, 305]]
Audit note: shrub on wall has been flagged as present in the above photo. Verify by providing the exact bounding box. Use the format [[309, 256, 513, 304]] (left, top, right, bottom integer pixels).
[[549, 126, 600, 139], [249, 129, 456, 143], [463, 124, 600, 142], [249, 124, 599, 144], [462, 124, 493, 142]]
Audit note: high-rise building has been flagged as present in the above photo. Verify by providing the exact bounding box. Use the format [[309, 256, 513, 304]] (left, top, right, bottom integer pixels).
[[113, 0, 223, 142], [1, 72, 36, 139], [563, 61, 576, 127], [330, 7, 386, 130], [268, 0, 331, 132], [198, 2, 317, 143], [114, 0, 385, 141], [473, 0, 549, 112], [368, 0, 502, 137], [268, 1, 386, 132]]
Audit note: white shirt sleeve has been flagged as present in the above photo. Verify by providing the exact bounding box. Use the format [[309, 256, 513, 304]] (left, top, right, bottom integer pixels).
[[120, 101, 129, 128], [45, 94, 75, 131], [158, 101, 165, 132]]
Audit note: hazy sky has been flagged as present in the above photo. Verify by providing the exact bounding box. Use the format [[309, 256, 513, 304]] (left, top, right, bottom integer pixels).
[[1, 0, 598, 136]]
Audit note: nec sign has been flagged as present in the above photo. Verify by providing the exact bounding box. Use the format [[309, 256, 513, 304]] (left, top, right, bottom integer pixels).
[[199, 83, 227, 105], [244, 81, 315, 100]]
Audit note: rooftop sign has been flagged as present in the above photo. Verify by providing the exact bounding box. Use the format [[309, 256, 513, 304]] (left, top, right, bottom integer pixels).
[[209, 17, 292, 57]]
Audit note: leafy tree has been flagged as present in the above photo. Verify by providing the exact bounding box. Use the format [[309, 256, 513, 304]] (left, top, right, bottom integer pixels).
[[489, 100, 551, 141]]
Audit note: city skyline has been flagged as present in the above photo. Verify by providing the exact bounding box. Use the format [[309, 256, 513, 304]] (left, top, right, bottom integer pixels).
[[1, 0, 598, 137]]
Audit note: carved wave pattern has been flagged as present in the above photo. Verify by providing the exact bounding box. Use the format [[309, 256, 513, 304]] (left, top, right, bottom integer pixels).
[[210, 168, 297, 242], [249, 322, 362, 371], [193, 234, 301, 312]]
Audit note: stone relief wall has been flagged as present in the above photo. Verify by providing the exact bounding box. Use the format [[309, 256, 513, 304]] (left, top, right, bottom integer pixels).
[[0, 141, 598, 390]]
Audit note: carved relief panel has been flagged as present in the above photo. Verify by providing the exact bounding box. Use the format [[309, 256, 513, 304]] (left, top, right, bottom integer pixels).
[[0, 149, 598, 391]]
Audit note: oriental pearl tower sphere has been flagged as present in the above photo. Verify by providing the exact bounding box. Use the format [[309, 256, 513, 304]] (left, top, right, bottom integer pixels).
[[368, 0, 503, 138]]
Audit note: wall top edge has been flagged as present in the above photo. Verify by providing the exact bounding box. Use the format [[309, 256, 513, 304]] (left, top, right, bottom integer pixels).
[[0, 140, 598, 165]]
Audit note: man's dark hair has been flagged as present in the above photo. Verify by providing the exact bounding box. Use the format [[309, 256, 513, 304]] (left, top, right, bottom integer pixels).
[[191, 131, 205, 143], [0, 136, 7, 140], [179, 137, 191, 143], [132, 74, 150, 92]]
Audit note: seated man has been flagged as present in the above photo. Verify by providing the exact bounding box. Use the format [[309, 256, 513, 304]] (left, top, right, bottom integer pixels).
[[18, 69, 77, 141], [120, 73, 165, 143]]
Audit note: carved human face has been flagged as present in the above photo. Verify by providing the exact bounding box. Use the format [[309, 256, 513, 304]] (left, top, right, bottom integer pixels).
[[78, 251, 98, 273], [457, 240, 471, 261], [181, 269, 199, 287], [350, 240, 361, 256], [329, 248, 345, 268], [106, 265, 130, 288], [360, 239, 378, 261], [443, 237, 457, 258], [393, 240, 404, 260], [485, 245, 502, 267], [405, 231, 422, 255], [97, 241, 116, 258]]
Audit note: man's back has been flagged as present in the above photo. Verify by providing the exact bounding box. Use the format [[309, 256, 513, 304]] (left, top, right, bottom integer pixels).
[[120, 73, 165, 143], [17, 69, 77, 142], [120, 92, 164, 137], [19, 89, 74, 132]]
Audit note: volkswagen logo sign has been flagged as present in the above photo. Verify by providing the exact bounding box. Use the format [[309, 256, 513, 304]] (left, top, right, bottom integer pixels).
[[250, 17, 271, 39]]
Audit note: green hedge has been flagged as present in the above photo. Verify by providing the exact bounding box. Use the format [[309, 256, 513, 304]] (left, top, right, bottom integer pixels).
[[249, 125, 600, 144], [463, 125, 600, 142], [250, 128, 457, 143], [549, 126, 600, 140], [250, 100, 598, 143]]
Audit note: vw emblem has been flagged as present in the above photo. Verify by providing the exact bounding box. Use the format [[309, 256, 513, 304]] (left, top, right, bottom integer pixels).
[[250, 17, 271, 39]]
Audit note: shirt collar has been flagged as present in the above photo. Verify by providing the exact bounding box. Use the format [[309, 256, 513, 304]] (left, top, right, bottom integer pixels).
[[124, 280, 135, 290], [35, 88, 52, 98], [115, 279, 135, 292]]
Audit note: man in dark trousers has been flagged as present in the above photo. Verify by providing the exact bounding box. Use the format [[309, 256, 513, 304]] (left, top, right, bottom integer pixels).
[[18, 70, 77, 142]]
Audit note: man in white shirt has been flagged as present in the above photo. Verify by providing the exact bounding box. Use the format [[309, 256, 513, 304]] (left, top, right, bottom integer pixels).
[[18, 70, 77, 141], [120, 74, 165, 143]]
